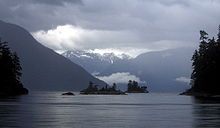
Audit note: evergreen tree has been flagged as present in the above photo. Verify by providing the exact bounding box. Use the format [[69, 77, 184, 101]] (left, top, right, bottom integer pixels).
[[127, 80, 133, 91], [127, 80, 148, 93], [217, 25, 220, 42], [112, 83, 116, 91], [0, 40, 28, 96], [189, 26, 220, 94]]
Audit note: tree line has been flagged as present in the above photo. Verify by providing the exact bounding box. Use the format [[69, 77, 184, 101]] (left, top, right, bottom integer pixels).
[[188, 25, 220, 94]]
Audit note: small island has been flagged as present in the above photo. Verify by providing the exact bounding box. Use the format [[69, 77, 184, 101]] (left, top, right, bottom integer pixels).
[[126, 80, 149, 93], [62, 92, 75, 96], [80, 82, 126, 95], [181, 26, 220, 97]]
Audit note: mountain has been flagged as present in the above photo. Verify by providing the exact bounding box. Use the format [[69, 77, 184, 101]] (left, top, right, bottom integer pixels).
[[62, 50, 131, 75], [62, 47, 194, 92], [100, 48, 194, 92], [0, 20, 105, 91]]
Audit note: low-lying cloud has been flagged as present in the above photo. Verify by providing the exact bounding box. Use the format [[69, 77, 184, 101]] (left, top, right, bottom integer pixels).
[[96, 72, 145, 85], [175, 76, 191, 84]]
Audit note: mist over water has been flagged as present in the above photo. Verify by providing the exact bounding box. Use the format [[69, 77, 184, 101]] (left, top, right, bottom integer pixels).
[[0, 92, 220, 128]]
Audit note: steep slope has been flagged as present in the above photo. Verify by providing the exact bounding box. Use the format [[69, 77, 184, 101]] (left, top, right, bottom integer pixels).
[[0, 20, 105, 91]]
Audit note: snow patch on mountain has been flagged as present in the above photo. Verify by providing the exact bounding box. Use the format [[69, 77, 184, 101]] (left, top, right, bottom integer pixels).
[[62, 49, 132, 64]]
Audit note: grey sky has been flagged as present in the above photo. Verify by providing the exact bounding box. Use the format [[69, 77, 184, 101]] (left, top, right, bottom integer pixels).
[[0, 0, 220, 56]]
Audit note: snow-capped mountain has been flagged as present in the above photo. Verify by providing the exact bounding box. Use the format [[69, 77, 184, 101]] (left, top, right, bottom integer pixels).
[[62, 50, 131, 74], [62, 48, 194, 92], [63, 50, 131, 64]]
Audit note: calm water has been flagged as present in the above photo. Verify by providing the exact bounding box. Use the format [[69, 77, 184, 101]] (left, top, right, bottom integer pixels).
[[0, 92, 220, 128]]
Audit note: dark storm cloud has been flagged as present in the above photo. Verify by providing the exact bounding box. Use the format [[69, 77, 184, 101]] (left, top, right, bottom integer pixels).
[[0, 0, 220, 53], [32, 0, 82, 6], [0, 0, 82, 31], [0, 0, 82, 6]]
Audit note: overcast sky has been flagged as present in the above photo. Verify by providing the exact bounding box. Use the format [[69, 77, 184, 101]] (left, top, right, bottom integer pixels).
[[0, 0, 220, 57]]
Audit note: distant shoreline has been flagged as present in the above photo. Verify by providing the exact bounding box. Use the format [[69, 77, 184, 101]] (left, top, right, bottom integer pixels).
[[180, 90, 220, 98]]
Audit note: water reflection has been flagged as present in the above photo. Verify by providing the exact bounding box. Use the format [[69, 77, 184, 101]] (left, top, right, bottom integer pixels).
[[0, 97, 22, 128], [1, 92, 220, 128], [192, 97, 220, 128]]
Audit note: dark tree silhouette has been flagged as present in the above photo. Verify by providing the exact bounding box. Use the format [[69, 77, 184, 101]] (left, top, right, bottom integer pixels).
[[217, 25, 220, 42], [0, 40, 28, 96], [126, 80, 148, 93], [80, 82, 125, 95], [112, 83, 117, 91], [184, 25, 220, 95]]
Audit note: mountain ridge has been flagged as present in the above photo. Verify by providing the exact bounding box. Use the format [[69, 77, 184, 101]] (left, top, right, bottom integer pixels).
[[63, 47, 194, 92], [62, 49, 131, 74], [0, 20, 106, 91]]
